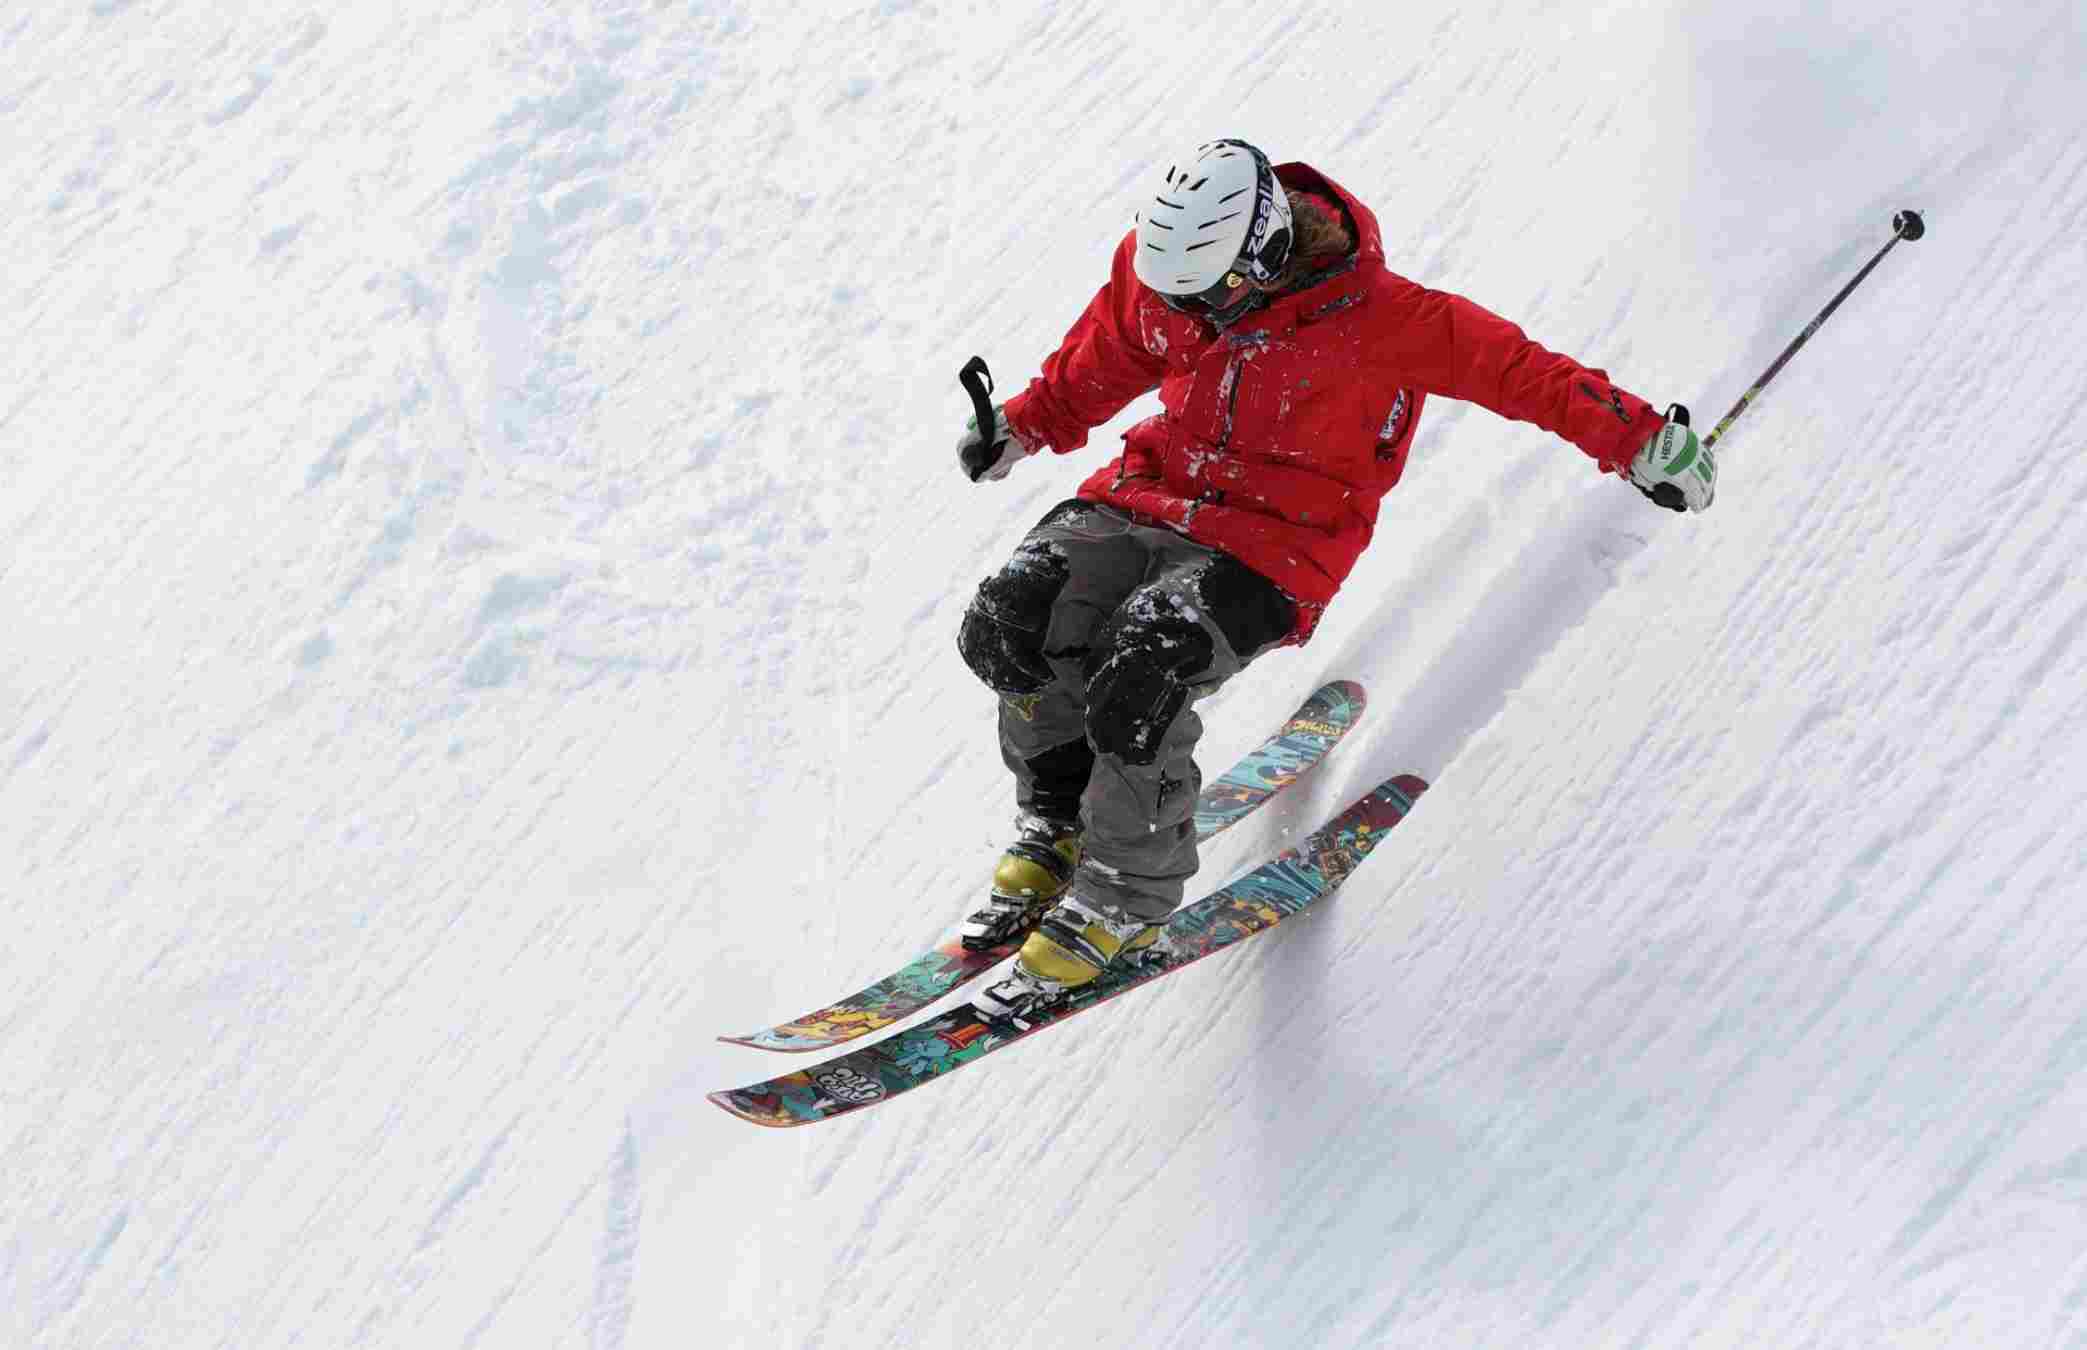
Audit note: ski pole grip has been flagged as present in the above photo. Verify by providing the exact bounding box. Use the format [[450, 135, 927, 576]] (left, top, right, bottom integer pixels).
[[957, 356, 1004, 482]]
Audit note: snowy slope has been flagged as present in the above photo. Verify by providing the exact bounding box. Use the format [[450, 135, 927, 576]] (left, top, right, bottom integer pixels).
[[6, 2, 2087, 1347]]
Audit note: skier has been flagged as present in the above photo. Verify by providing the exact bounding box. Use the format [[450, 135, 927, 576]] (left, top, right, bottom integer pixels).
[[954, 139, 1715, 1021]]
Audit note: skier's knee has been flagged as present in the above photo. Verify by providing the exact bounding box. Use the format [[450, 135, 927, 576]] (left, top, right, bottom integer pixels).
[[1195, 556, 1296, 660], [1083, 591, 1214, 766], [958, 539, 1070, 695]]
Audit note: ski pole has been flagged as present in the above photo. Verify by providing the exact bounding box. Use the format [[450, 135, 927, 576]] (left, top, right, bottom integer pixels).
[[1702, 208, 1925, 451]]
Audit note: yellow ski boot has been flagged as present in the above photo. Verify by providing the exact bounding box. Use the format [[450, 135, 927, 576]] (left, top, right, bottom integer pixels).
[[959, 816, 1082, 952], [975, 895, 1164, 1026]]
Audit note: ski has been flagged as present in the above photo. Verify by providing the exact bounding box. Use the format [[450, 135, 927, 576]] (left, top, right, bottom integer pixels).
[[709, 772, 1427, 1127], [717, 679, 1367, 1053]]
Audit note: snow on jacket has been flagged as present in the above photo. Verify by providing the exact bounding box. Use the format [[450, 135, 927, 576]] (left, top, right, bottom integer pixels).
[[1001, 161, 1663, 642]]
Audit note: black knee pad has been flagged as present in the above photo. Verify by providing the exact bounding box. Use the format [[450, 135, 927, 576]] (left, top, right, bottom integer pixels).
[[1195, 556, 1296, 659], [1083, 591, 1214, 766], [957, 539, 1071, 695]]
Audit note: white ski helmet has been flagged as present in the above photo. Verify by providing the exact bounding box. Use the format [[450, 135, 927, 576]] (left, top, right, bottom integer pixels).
[[1132, 139, 1294, 313]]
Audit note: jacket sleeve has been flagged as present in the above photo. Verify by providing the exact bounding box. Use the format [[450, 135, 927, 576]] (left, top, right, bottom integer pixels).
[[1375, 274, 1660, 473], [1002, 232, 1170, 455]]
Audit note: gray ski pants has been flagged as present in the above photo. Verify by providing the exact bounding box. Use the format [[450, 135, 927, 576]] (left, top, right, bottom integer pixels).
[[958, 501, 1295, 923]]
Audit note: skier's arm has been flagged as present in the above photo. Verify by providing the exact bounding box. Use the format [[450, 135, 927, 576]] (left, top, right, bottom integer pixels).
[[1379, 276, 1661, 473], [1002, 233, 1170, 455]]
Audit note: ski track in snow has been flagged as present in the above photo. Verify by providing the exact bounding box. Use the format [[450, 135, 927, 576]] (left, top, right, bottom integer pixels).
[[588, 1120, 642, 1350], [8, 1, 2087, 1348]]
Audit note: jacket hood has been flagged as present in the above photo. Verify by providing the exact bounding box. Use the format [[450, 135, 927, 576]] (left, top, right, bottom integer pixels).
[[1275, 162, 1386, 273], [1205, 162, 1383, 331]]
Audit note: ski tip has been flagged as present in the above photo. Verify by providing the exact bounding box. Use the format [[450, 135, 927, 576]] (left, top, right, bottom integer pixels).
[[1320, 678, 1366, 710], [707, 1089, 806, 1128]]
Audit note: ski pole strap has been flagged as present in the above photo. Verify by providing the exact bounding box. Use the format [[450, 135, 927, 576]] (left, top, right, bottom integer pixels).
[[959, 356, 997, 443], [1701, 209, 1925, 451]]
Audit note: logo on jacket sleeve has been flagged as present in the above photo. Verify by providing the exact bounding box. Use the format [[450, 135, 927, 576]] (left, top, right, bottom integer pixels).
[[1376, 389, 1410, 449], [1579, 381, 1634, 424]]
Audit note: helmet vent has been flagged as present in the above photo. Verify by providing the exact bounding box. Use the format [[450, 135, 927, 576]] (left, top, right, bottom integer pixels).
[[1155, 196, 1184, 210], [1197, 213, 1240, 231], [1187, 176, 1209, 191], [1183, 239, 1223, 252]]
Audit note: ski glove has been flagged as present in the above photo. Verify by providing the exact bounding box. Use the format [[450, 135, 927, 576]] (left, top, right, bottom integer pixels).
[[958, 404, 1037, 483], [1627, 404, 1717, 512]]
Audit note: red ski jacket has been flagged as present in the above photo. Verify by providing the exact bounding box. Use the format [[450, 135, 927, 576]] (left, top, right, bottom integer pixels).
[[1002, 162, 1663, 641]]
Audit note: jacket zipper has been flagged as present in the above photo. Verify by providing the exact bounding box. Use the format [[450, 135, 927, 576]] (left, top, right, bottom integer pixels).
[[1200, 337, 1258, 511], [1218, 349, 1244, 450]]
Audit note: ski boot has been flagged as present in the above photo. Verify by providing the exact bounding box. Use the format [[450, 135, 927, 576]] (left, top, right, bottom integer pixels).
[[974, 893, 1166, 1027], [959, 815, 1082, 952]]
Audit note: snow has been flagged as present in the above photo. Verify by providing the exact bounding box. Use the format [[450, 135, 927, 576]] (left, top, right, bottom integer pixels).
[[6, 1, 2087, 1347]]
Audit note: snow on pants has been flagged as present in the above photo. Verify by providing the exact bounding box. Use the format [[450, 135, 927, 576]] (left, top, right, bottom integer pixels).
[[958, 500, 1296, 923]]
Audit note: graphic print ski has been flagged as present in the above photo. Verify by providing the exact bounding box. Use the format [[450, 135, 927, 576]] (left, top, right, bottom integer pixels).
[[709, 773, 1427, 1127], [718, 680, 1367, 1053]]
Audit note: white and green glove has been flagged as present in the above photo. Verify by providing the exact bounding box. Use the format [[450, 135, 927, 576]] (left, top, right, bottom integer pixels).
[[958, 404, 1038, 483], [1628, 404, 1717, 512]]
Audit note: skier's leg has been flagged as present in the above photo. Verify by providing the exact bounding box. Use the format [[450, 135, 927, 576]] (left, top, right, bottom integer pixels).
[[1072, 548, 1296, 924], [998, 546, 1295, 1002], [956, 501, 1150, 948], [958, 500, 1146, 816]]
